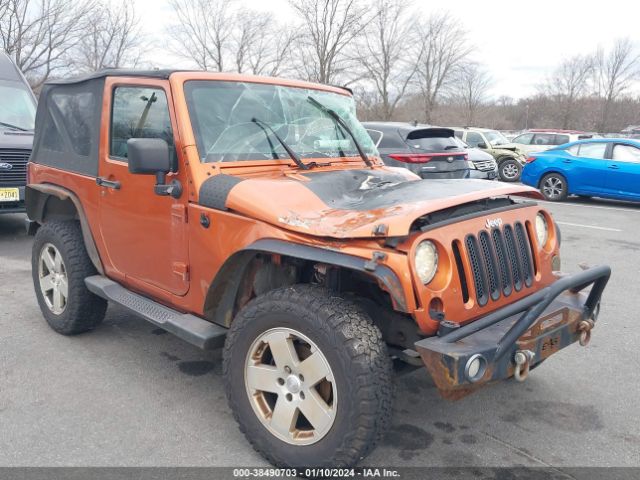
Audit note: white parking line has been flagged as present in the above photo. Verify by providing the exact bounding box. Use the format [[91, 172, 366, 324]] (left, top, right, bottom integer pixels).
[[555, 221, 622, 232], [536, 200, 640, 213]]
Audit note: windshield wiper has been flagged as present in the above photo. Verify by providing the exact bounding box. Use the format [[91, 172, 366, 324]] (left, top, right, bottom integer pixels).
[[0, 121, 29, 132], [251, 118, 310, 170], [306, 96, 373, 168]]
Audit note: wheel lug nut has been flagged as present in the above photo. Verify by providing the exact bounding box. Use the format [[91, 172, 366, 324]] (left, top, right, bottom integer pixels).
[[300, 391, 305, 400], [299, 374, 304, 382], [277, 378, 284, 386], [284, 366, 291, 374], [285, 393, 293, 402]]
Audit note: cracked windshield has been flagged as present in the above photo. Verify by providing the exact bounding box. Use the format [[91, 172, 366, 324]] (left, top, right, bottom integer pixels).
[[184, 81, 377, 163]]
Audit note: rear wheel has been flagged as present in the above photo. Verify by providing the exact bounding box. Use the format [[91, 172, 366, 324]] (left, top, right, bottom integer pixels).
[[499, 158, 522, 182], [32, 221, 107, 335], [223, 285, 393, 468], [540, 173, 568, 201]]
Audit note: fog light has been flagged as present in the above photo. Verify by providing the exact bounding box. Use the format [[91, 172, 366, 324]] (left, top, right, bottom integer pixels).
[[464, 354, 487, 383]]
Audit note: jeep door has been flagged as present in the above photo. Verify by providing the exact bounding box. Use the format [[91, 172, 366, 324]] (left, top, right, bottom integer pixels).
[[97, 78, 189, 296]]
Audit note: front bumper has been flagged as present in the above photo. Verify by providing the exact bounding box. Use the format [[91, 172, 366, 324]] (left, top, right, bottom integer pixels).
[[469, 168, 498, 180], [414, 265, 611, 399]]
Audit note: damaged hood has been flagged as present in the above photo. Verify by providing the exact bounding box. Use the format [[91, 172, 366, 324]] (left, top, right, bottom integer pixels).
[[212, 168, 541, 238]]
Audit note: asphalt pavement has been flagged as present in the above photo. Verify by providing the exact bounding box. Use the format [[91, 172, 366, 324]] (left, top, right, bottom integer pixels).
[[1, 195, 639, 469]]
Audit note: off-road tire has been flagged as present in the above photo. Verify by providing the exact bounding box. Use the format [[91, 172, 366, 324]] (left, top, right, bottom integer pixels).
[[540, 173, 569, 201], [499, 158, 522, 182], [32, 221, 107, 335], [222, 284, 393, 468]]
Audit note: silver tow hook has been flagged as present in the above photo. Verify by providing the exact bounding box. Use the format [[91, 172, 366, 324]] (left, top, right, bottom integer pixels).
[[513, 350, 535, 382]]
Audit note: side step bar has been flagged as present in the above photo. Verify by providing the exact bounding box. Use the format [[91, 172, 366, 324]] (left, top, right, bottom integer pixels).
[[85, 276, 227, 350]]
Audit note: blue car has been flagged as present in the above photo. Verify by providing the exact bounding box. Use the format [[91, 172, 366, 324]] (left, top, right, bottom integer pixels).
[[521, 138, 640, 202]]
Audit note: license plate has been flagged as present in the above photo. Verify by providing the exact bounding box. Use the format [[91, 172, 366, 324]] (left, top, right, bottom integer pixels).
[[0, 188, 19, 202]]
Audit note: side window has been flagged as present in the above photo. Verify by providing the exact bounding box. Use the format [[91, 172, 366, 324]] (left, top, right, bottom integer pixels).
[[49, 91, 96, 156], [532, 133, 555, 146], [110, 86, 175, 162], [577, 143, 607, 159], [554, 135, 570, 145], [465, 132, 484, 147], [366, 129, 383, 147], [454, 130, 463, 139], [612, 144, 640, 163], [566, 145, 580, 156], [513, 133, 533, 144]]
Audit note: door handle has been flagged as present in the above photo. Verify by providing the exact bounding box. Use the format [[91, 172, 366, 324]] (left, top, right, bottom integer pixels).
[[562, 159, 572, 163], [96, 177, 121, 189], [608, 164, 619, 170]]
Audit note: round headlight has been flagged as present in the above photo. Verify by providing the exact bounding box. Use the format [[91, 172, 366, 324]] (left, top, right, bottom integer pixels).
[[415, 240, 438, 284], [535, 213, 549, 248]]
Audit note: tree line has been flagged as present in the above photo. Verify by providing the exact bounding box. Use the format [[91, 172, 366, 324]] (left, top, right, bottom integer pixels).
[[2, 0, 638, 132]]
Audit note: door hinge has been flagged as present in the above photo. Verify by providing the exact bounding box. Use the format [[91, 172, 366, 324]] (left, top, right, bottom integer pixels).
[[172, 262, 189, 282]]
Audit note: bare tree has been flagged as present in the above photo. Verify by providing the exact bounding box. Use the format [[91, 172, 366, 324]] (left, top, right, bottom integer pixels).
[[356, 0, 418, 120], [594, 38, 640, 132], [72, 1, 144, 72], [166, 0, 234, 71], [232, 9, 297, 76], [542, 54, 593, 128], [0, 0, 94, 87], [451, 62, 492, 125], [414, 12, 472, 123], [290, 0, 368, 84], [167, 0, 295, 76]]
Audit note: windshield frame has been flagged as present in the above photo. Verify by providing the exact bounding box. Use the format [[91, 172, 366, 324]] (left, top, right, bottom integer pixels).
[[175, 73, 380, 169]]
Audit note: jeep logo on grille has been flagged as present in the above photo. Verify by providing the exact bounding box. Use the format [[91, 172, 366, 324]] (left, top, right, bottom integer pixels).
[[0, 162, 13, 170], [486, 218, 503, 229]]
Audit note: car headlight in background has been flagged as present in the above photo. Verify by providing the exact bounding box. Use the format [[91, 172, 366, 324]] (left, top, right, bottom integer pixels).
[[415, 240, 438, 284], [535, 212, 549, 248]]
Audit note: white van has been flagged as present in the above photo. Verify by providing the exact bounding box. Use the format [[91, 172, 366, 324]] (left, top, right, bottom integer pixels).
[[0, 52, 37, 214]]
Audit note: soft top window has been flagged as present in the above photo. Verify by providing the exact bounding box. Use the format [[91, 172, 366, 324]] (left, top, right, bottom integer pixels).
[[30, 78, 103, 176]]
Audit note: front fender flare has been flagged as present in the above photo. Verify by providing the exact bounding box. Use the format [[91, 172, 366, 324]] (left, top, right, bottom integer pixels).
[[204, 239, 410, 327]]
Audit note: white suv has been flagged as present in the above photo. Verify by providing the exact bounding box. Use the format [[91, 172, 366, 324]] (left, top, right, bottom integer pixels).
[[511, 130, 597, 154]]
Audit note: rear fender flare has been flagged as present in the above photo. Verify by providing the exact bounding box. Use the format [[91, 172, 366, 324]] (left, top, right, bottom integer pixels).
[[26, 184, 104, 274]]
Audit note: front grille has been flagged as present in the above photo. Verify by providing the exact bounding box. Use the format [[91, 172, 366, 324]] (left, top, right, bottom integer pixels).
[[460, 222, 535, 306], [0, 149, 30, 186], [473, 160, 496, 172]]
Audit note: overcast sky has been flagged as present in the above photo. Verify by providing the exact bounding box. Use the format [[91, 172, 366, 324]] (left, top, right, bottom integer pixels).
[[136, 0, 640, 100]]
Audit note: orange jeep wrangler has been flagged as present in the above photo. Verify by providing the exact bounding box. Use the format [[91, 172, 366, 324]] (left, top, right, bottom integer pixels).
[[26, 70, 610, 468]]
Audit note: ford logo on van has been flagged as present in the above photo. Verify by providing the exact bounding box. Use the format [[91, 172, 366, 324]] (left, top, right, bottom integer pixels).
[[0, 162, 13, 170]]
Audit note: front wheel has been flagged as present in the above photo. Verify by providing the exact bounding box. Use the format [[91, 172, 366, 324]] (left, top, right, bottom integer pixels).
[[222, 285, 393, 468], [499, 158, 522, 182], [540, 173, 568, 201]]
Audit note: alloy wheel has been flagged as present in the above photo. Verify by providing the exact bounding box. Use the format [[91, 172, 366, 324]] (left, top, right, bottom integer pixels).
[[38, 243, 68, 314], [542, 176, 564, 199], [244, 327, 337, 445]]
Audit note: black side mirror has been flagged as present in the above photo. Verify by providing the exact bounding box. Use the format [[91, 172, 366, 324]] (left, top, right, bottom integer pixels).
[[127, 138, 182, 198], [128, 138, 171, 174], [477, 142, 488, 149]]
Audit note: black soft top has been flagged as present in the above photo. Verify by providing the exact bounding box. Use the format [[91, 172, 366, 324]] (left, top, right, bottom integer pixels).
[[45, 69, 186, 85]]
